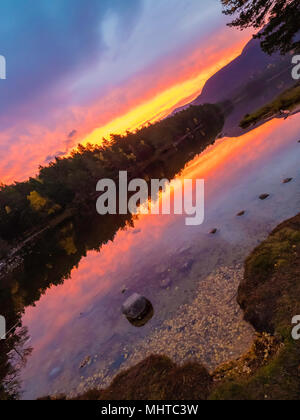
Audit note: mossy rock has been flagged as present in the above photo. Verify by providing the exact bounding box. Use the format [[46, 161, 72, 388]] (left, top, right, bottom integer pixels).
[[212, 213, 300, 400], [238, 218, 300, 333]]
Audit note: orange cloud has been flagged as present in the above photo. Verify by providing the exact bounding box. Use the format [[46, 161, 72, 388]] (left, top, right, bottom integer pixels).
[[80, 30, 251, 145], [0, 28, 250, 184]]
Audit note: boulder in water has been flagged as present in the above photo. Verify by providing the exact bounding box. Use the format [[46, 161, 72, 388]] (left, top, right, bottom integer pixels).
[[122, 293, 153, 327]]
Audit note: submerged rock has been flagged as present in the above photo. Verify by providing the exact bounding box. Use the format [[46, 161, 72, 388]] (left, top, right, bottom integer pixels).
[[155, 263, 168, 275], [210, 228, 218, 235], [49, 366, 63, 380], [259, 194, 270, 200], [237, 211, 246, 217], [121, 285, 128, 294], [179, 259, 194, 273], [160, 277, 172, 289], [122, 293, 153, 327], [79, 356, 91, 369]]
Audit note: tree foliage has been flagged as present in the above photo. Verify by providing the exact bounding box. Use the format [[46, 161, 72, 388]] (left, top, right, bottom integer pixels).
[[0, 104, 224, 246], [222, 0, 300, 54]]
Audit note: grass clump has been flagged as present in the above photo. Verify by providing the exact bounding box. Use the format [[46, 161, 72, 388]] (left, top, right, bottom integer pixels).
[[240, 82, 300, 128], [40, 355, 212, 401]]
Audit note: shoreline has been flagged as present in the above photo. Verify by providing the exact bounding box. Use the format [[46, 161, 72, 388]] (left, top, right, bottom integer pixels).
[[42, 211, 300, 400], [33, 116, 300, 400]]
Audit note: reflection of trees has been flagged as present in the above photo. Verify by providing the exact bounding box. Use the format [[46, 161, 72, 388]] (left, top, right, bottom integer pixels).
[[0, 326, 32, 400], [0, 104, 224, 399]]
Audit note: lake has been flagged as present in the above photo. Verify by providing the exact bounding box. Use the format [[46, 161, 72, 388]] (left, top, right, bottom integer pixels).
[[19, 114, 300, 399]]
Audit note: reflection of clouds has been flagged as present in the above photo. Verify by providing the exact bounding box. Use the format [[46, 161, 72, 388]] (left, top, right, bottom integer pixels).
[[22, 209, 176, 356], [22, 117, 297, 353], [19, 115, 300, 398]]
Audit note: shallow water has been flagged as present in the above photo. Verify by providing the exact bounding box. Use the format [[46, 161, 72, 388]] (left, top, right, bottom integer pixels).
[[19, 115, 300, 399]]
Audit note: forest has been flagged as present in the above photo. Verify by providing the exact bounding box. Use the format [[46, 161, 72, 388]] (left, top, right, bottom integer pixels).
[[0, 104, 224, 258]]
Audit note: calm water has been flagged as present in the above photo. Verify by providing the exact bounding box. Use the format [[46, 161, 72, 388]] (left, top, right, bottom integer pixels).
[[19, 115, 300, 399]]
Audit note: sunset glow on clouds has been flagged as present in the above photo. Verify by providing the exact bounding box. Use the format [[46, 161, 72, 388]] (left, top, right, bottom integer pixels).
[[0, 0, 251, 184]]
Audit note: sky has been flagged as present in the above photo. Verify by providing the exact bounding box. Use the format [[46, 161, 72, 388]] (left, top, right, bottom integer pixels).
[[0, 0, 251, 184]]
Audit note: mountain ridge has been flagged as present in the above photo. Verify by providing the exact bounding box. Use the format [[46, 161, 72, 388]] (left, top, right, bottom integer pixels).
[[173, 37, 295, 136]]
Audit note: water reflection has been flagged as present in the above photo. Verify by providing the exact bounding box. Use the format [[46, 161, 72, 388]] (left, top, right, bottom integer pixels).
[[0, 117, 221, 399], [2, 115, 300, 399]]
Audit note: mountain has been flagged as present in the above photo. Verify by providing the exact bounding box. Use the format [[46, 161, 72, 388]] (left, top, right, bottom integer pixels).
[[174, 38, 295, 136]]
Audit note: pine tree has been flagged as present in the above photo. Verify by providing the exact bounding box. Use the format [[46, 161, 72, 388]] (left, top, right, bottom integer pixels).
[[221, 0, 300, 54]]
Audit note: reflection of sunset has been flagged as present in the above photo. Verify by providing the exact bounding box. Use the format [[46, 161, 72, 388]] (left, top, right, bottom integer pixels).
[[147, 118, 288, 214], [181, 118, 284, 181], [21, 115, 300, 365]]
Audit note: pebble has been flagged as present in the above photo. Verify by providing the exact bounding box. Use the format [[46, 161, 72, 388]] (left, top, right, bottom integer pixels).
[[237, 211, 246, 217], [259, 194, 270, 200]]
